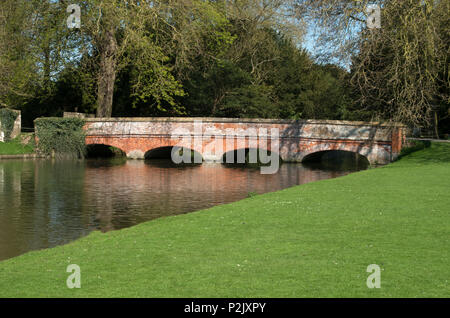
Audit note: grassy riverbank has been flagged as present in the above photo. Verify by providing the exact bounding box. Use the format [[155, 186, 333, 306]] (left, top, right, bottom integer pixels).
[[0, 134, 35, 155], [0, 143, 449, 298]]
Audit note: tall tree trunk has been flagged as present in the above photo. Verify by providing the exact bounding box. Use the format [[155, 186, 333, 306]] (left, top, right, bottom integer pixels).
[[43, 45, 51, 91], [96, 27, 117, 118], [434, 111, 439, 139]]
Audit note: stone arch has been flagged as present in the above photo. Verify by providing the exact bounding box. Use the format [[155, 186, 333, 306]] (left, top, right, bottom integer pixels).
[[85, 143, 126, 158], [198, 134, 279, 163], [85, 136, 128, 157], [144, 146, 203, 163], [302, 150, 370, 167], [220, 147, 281, 165], [298, 141, 390, 165]]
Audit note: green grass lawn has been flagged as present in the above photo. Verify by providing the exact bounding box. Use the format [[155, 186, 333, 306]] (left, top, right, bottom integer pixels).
[[0, 143, 449, 298], [0, 134, 35, 155]]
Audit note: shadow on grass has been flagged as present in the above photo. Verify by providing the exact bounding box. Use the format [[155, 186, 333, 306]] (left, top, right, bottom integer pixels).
[[399, 140, 431, 157], [398, 142, 450, 164]]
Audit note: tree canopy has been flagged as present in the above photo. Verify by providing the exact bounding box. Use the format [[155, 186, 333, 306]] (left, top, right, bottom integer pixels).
[[0, 0, 448, 135]]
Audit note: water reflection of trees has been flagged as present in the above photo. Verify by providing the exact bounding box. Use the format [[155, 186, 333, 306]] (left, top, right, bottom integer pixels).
[[0, 159, 356, 261], [0, 160, 89, 261], [82, 161, 354, 232]]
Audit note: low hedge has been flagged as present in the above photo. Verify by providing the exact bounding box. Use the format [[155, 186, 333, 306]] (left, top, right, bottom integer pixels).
[[34, 117, 86, 158], [0, 108, 19, 141]]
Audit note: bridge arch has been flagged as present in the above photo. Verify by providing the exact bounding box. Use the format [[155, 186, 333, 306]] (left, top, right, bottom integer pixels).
[[85, 143, 126, 158], [302, 150, 370, 169], [298, 142, 385, 165], [144, 146, 203, 163], [221, 147, 281, 165]]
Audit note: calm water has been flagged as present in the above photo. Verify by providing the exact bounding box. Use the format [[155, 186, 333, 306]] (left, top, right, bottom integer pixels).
[[0, 158, 367, 261]]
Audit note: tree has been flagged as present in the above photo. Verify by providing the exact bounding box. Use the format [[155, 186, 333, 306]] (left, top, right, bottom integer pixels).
[[178, 0, 307, 118], [295, 0, 449, 128], [2, 0, 356, 123], [180, 29, 350, 120], [0, 0, 37, 107], [66, 0, 236, 117], [0, 0, 78, 112]]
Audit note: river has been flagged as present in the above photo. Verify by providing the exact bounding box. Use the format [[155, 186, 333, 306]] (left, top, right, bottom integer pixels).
[[0, 155, 367, 261]]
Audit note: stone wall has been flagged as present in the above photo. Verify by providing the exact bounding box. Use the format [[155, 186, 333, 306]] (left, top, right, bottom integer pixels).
[[63, 112, 95, 119], [11, 110, 21, 139], [84, 117, 398, 140]]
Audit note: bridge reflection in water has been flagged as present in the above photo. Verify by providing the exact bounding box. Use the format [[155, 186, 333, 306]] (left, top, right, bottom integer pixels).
[[0, 157, 366, 261]]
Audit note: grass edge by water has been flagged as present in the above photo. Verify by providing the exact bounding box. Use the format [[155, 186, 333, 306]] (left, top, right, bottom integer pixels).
[[0, 142, 448, 298]]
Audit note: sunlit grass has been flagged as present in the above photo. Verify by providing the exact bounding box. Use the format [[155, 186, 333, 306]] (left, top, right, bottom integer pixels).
[[0, 134, 35, 155]]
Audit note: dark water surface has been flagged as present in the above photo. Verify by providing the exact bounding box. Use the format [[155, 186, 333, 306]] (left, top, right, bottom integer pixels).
[[0, 158, 367, 261]]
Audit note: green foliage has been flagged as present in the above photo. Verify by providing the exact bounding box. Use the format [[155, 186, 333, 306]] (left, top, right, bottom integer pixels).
[[218, 84, 277, 118], [3, 0, 448, 130], [180, 32, 352, 120], [4, 0, 353, 123], [0, 108, 18, 141], [34, 117, 86, 158], [346, 0, 449, 127]]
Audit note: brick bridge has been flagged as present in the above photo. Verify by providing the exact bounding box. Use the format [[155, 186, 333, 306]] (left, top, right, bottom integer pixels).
[[83, 117, 405, 165]]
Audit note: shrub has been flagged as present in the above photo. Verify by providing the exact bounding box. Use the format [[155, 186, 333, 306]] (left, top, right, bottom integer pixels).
[[0, 108, 19, 141], [34, 117, 86, 158]]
